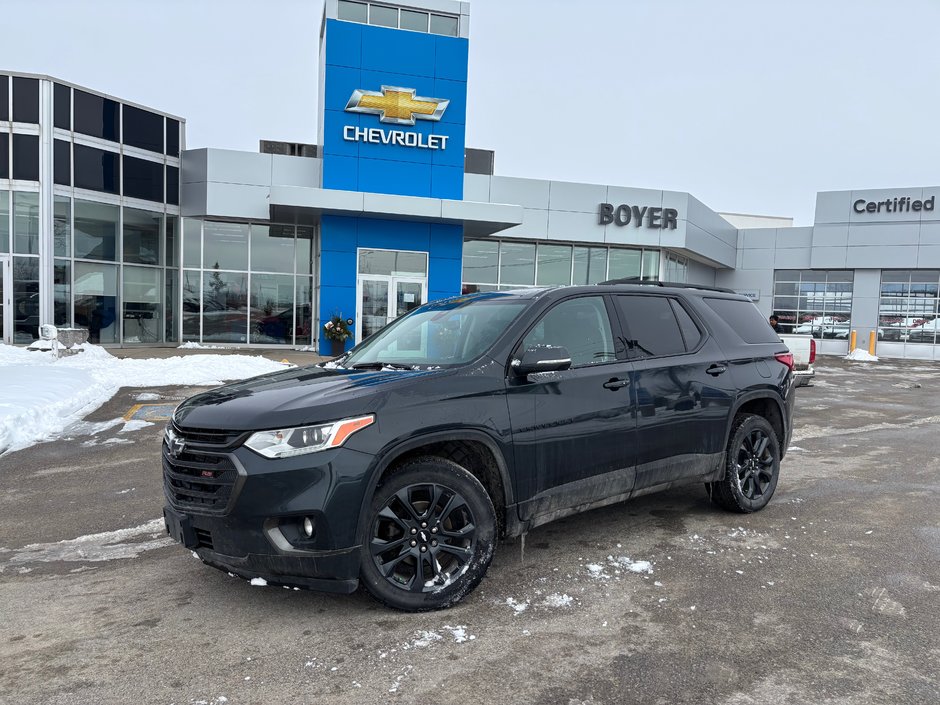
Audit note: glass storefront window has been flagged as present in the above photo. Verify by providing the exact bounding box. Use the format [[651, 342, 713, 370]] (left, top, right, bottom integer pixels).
[[54, 196, 71, 257], [123, 265, 162, 344], [202, 269, 248, 343], [250, 273, 295, 344], [13, 191, 40, 255], [251, 224, 294, 274], [879, 270, 940, 344], [73, 261, 118, 344], [166, 216, 178, 268], [182, 270, 201, 340], [54, 259, 71, 327], [642, 250, 661, 281], [295, 277, 313, 347], [123, 207, 163, 266], [13, 256, 40, 343], [359, 249, 428, 277], [499, 242, 535, 285], [536, 244, 572, 285], [0, 192, 9, 253], [572, 247, 607, 285], [462, 240, 499, 284], [607, 248, 642, 280], [165, 269, 179, 343], [74, 200, 119, 261], [772, 270, 853, 338], [204, 222, 248, 271]]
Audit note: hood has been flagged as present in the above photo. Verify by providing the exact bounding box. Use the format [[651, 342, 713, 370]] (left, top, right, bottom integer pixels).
[[174, 363, 449, 431]]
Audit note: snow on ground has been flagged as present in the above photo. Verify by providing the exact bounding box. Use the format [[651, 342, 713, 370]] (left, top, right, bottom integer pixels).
[[0, 342, 286, 455], [0, 518, 171, 570], [845, 348, 879, 362]]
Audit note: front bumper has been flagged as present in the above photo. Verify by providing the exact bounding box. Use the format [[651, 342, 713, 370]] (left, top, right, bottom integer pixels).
[[163, 433, 376, 592]]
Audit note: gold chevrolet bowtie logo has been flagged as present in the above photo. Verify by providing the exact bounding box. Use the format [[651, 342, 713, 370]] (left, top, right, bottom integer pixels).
[[345, 86, 449, 126]]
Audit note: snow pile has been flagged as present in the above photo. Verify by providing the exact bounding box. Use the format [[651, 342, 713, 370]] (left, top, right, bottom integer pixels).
[[0, 342, 286, 455], [177, 341, 226, 350], [845, 348, 879, 362]]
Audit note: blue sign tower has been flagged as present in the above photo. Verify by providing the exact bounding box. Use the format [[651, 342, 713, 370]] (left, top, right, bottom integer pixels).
[[317, 0, 470, 352]]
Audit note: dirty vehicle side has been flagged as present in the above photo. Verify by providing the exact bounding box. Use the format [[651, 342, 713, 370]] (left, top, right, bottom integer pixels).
[[163, 283, 795, 611]]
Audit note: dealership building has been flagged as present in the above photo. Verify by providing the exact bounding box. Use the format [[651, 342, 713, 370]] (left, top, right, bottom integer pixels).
[[3, 0, 940, 360]]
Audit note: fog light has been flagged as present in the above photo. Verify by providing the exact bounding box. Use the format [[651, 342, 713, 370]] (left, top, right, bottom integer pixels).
[[302, 517, 314, 538]]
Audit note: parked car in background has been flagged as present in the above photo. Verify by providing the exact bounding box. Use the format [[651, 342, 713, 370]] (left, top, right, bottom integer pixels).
[[163, 282, 795, 611], [779, 333, 815, 386]]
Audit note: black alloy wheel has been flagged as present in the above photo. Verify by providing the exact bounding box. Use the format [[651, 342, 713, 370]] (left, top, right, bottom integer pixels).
[[709, 414, 781, 513], [359, 457, 496, 611], [735, 428, 775, 500]]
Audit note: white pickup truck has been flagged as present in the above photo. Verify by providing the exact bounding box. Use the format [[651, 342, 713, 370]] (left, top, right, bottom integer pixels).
[[780, 333, 816, 386]]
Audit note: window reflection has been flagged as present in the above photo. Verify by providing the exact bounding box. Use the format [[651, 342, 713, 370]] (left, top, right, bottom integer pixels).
[[771, 270, 853, 339]]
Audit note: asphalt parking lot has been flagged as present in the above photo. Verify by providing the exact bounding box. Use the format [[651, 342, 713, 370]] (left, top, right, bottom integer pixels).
[[1, 357, 938, 705]]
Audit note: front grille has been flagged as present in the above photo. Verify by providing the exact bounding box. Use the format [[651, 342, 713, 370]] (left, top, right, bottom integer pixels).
[[163, 424, 243, 514]]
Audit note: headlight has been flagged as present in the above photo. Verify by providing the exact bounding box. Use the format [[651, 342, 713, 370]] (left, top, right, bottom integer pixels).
[[243, 415, 375, 459]]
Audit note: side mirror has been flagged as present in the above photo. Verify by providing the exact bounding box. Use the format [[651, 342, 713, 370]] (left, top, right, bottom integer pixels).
[[512, 345, 572, 376]]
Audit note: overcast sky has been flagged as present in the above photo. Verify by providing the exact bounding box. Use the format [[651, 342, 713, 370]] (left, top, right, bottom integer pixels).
[[3, 0, 939, 224]]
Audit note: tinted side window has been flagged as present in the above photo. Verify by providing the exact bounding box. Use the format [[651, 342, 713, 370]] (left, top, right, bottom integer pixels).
[[0, 75, 8, 121], [12, 134, 39, 180], [12, 77, 39, 123], [166, 165, 179, 205], [522, 296, 615, 367], [123, 155, 163, 202], [123, 105, 164, 153], [54, 83, 71, 129], [74, 144, 120, 194], [703, 297, 780, 343], [670, 298, 702, 350], [615, 295, 685, 357], [0, 133, 8, 179], [54, 139, 71, 185], [74, 90, 120, 142], [166, 118, 180, 157]]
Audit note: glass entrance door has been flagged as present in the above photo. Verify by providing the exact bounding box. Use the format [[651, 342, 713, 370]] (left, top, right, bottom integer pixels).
[[355, 248, 429, 344], [356, 276, 427, 343], [0, 256, 10, 344]]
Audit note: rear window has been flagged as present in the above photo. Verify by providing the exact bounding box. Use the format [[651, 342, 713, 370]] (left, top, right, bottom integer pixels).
[[703, 297, 781, 343]]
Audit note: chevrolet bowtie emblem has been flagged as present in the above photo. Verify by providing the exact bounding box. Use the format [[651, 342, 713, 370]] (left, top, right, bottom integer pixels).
[[345, 86, 449, 126]]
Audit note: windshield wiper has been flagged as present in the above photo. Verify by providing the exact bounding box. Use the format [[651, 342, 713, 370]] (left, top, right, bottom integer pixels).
[[350, 361, 414, 370]]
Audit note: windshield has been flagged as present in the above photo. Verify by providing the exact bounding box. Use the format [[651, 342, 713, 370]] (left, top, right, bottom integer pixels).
[[342, 294, 528, 368]]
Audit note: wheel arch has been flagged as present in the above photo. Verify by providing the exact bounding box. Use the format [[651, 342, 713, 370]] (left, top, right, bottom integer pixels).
[[355, 430, 515, 545], [727, 391, 787, 453]]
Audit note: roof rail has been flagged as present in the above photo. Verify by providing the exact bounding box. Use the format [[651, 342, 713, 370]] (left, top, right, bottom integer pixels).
[[598, 277, 737, 294]]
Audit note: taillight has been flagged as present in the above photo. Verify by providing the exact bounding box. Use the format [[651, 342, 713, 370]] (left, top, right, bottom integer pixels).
[[809, 338, 816, 364], [775, 352, 794, 371]]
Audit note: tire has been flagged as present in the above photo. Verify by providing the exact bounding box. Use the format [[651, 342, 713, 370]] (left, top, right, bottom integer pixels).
[[709, 414, 781, 513], [359, 456, 497, 612]]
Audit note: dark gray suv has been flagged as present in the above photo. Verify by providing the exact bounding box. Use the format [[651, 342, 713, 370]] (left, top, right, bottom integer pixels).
[[163, 282, 795, 611]]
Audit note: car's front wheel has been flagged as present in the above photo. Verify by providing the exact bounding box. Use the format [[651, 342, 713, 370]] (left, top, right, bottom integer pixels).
[[709, 414, 781, 513], [359, 457, 496, 611]]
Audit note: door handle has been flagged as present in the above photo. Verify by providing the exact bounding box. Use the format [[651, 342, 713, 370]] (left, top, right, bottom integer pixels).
[[603, 378, 630, 390], [706, 364, 728, 376]]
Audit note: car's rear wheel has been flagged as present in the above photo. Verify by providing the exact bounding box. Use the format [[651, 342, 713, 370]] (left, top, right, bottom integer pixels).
[[359, 457, 496, 612], [709, 414, 780, 513]]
